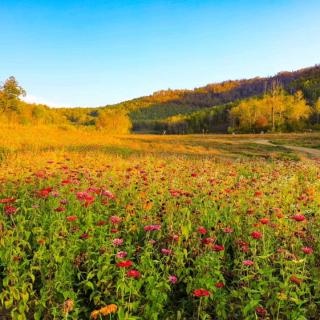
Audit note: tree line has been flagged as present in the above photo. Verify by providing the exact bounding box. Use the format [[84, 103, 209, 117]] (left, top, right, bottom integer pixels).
[[1, 65, 320, 134]]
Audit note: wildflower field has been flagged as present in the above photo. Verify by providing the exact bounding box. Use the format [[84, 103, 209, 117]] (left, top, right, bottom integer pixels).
[[1, 126, 320, 319]]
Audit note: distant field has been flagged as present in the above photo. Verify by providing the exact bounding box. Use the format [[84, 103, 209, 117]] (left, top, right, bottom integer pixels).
[[1, 126, 320, 319], [1, 125, 320, 160]]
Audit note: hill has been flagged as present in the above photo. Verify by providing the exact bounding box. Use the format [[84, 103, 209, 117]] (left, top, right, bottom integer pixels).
[[1, 65, 320, 133]]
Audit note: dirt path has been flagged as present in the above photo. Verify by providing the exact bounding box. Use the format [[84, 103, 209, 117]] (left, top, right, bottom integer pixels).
[[252, 139, 320, 158]]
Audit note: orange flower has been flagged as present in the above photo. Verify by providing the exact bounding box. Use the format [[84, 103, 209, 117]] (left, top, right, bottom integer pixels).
[[90, 310, 100, 319], [63, 299, 74, 315], [90, 304, 117, 318], [100, 304, 117, 315]]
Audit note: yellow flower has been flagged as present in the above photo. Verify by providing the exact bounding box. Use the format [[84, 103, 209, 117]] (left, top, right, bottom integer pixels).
[[277, 292, 288, 301]]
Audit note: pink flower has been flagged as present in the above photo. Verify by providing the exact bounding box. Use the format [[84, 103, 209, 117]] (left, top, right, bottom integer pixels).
[[110, 216, 122, 224], [302, 247, 313, 254], [144, 224, 161, 231], [116, 251, 128, 259], [223, 227, 234, 233], [243, 260, 254, 266], [172, 234, 179, 242], [102, 190, 115, 199], [169, 275, 178, 284], [113, 238, 123, 246], [161, 248, 172, 255]]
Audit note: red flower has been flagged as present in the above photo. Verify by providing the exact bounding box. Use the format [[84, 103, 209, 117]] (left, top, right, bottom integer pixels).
[[197, 226, 207, 235], [254, 191, 263, 197], [37, 187, 53, 198], [127, 269, 140, 279], [61, 179, 72, 185], [4, 205, 17, 215], [213, 244, 224, 252], [193, 289, 210, 297], [251, 231, 262, 240], [215, 282, 225, 288], [116, 260, 133, 268], [96, 220, 107, 226], [259, 218, 269, 225], [291, 214, 305, 222], [76, 192, 95, 206], [202, 237, 215, 245], [255, 306, 267, 316], [223, 227, 233, 233], [0, 198, 16, 204], [290, 275, 302, 285], [79, 233, 89, 239], [66, 216, 77, 222], [302, 247, 313, 254], [55, 207, 65, 212]]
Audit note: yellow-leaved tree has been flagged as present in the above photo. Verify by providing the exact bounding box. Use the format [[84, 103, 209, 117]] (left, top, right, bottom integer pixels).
[[230, 90, 310, 132], [96, 109, 132, 134]]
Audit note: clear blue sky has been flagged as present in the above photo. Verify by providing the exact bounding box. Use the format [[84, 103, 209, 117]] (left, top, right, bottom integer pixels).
[[1, 0, 319, 107]]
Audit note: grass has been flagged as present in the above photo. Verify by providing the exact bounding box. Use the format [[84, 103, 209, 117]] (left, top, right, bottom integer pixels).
[[0, 125, 320, 319]]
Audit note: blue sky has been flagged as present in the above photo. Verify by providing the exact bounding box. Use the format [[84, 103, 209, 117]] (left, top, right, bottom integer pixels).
[[1, 0, 320, 107]]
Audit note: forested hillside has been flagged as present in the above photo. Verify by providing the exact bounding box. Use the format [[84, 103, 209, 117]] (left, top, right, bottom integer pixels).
[[1, 65, 319, 133]]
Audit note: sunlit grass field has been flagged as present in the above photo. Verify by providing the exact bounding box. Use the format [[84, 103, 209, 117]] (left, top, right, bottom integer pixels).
[[1, 125, 320, 319]]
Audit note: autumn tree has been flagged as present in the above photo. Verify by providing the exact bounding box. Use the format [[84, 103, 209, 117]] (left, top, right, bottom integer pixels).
[[96, 109, 132, 134], [314, 98, 320, 124], [0, 76, 26, 113], [230, 91, 310, 132]]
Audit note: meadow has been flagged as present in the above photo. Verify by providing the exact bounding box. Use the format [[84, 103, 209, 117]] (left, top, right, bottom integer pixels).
[[1, 125, 320, 319]]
